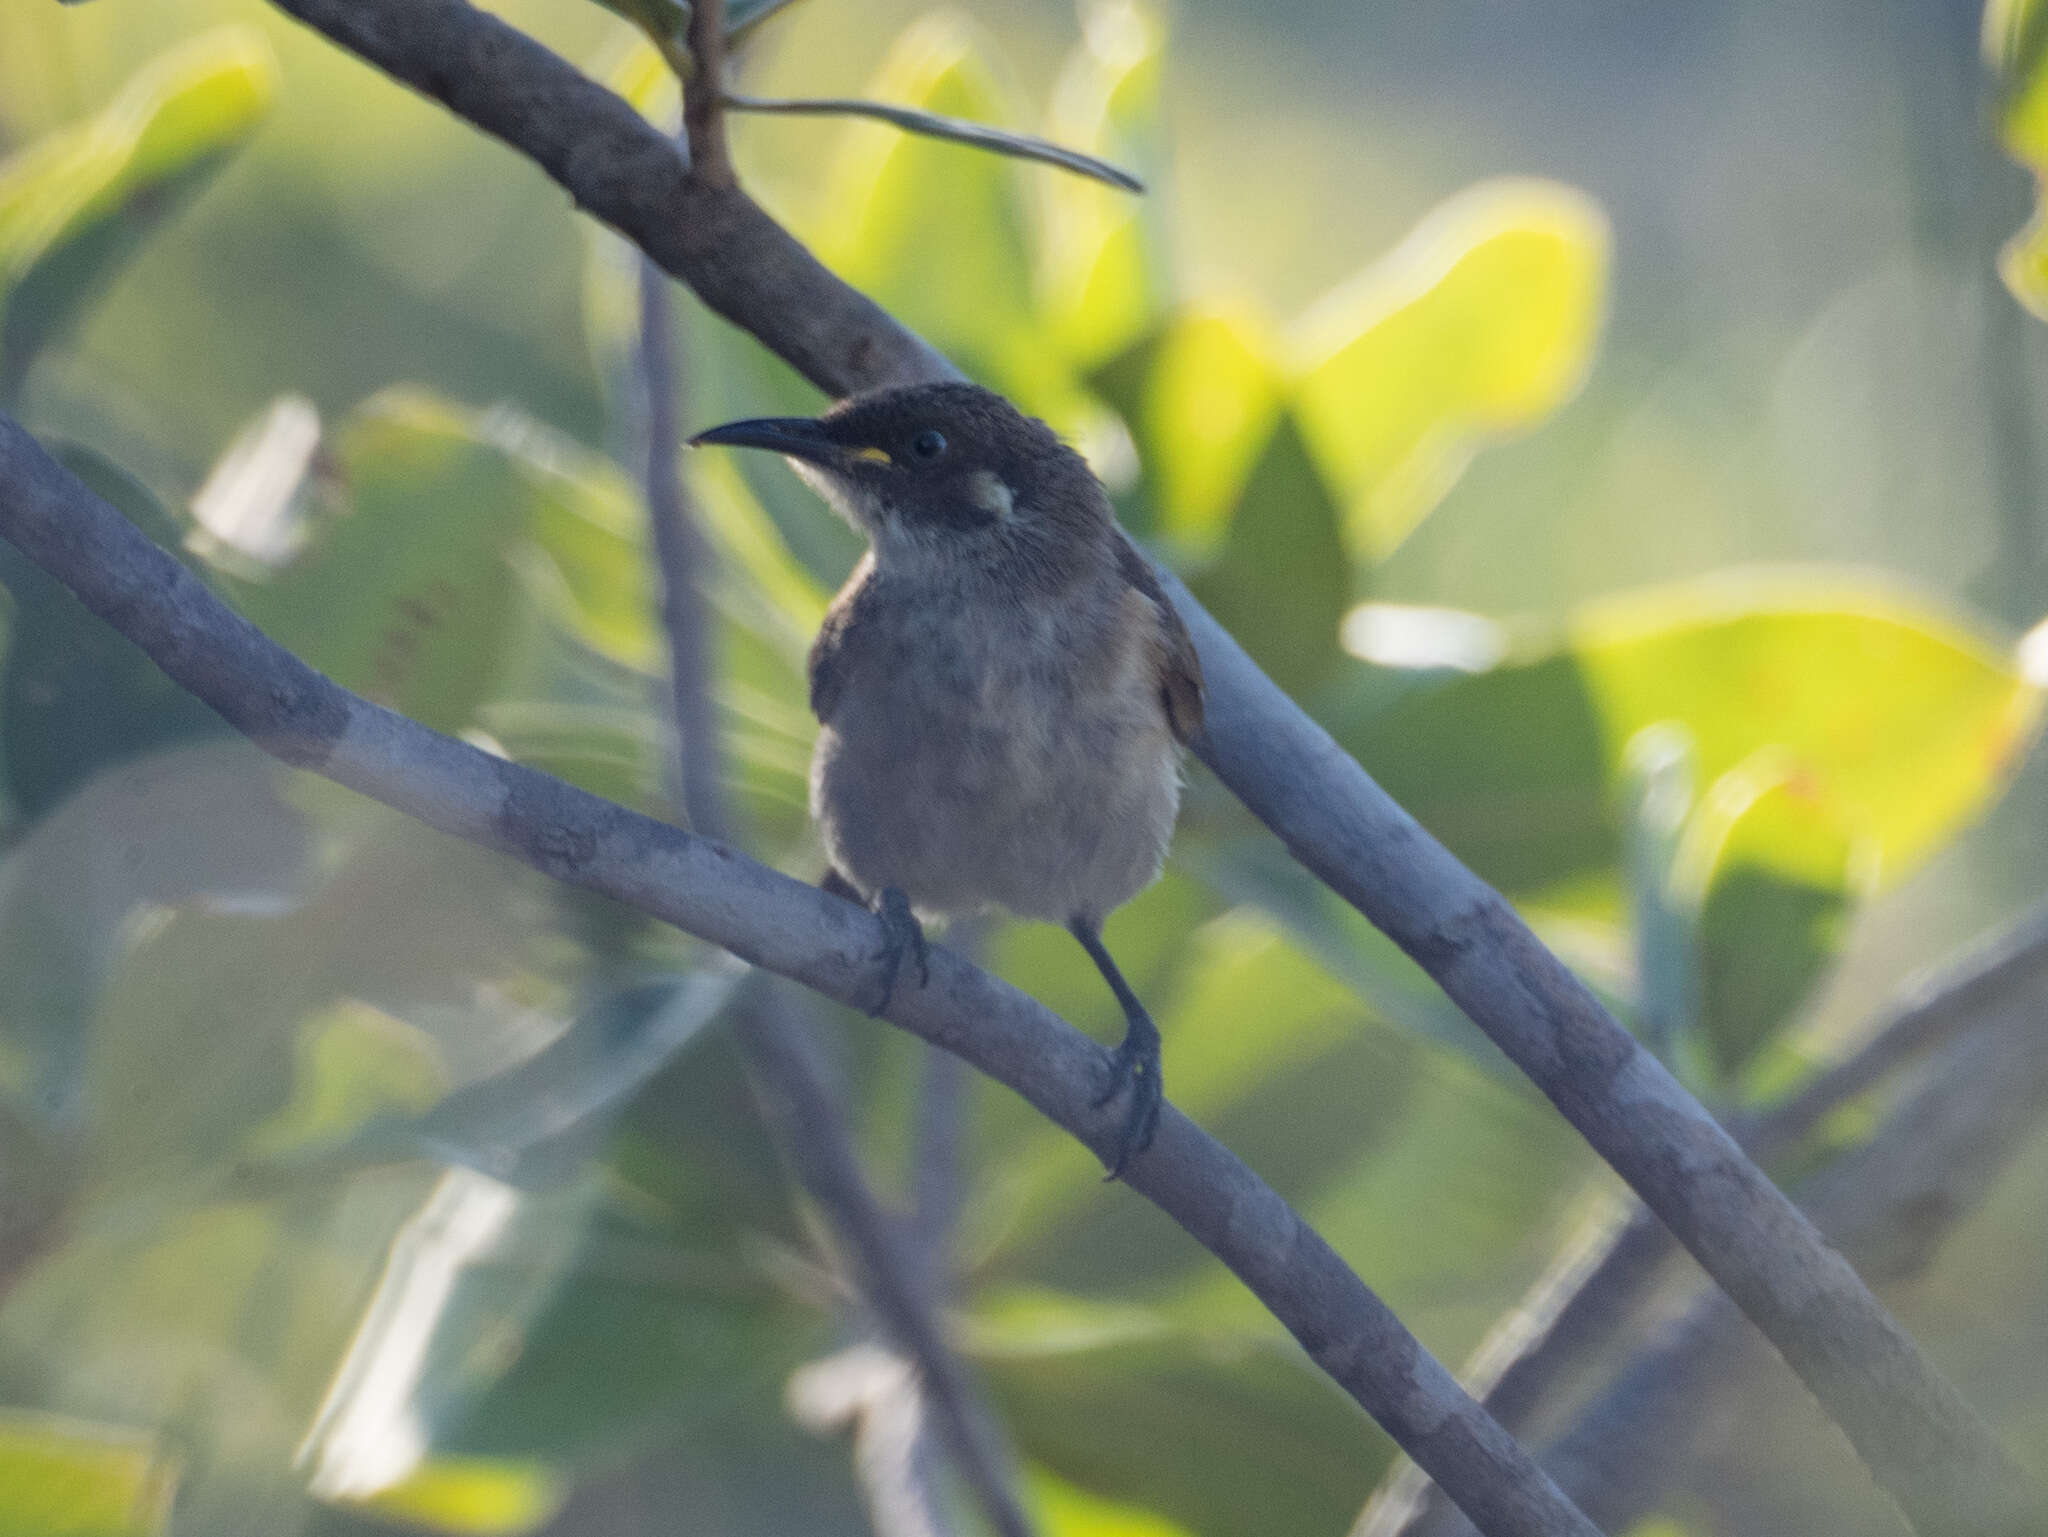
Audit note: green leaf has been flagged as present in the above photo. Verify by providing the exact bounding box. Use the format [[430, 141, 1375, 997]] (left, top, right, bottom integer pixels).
[[343, 1459, 566, 1536], [1184, 408, 1354, 695], [0, 444, 227, 821], [1988, 0, 2048, 317], [588, 0, 692, 78], [0, 30, 276, 397], [0, 1411, 179, 1537], [1101, 306, 1284, 556], [1347, 575, 2042, 905], [725, 0, 812, 42], [821, 18, 1070, 410], [232, 390, 656, 735], [1672, 750, 1862, 1080], [1620, 724, 1700, 1058], [272, 972, 739, 1191], [971, 1292, 1376, 1537], [1027, 1466, 1193, 1537], [1291, 179, 1609, 561], [0, 743, 310, 1130], [1040, 0, 1172, 367]]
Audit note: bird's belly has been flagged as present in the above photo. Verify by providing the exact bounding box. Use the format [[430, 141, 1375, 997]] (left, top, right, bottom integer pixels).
[[812, 674, 1180, 926]]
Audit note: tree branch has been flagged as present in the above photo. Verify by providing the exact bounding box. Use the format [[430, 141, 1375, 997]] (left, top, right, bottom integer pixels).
[[0, 411, 1600, 1537], [1418, 916, 2048, 1536], [1364, 902, 2048, 1537]]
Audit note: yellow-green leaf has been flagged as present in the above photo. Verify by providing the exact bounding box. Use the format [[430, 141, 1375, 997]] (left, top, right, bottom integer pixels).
[[0, 1412, 179, 1537], [0, 30, 276, 396], [232, 390, 655, 733], [1984, 0, 2048, 316], [820, 17, 1061, 406], [1291, 179, 1609, 561], [1039, 0, 1169, 366], [346, 1457, 566, 1536], [1348, 575, 2042, 904], [1573, 574, 2040, 885], [1122, 305, 1284, 556]]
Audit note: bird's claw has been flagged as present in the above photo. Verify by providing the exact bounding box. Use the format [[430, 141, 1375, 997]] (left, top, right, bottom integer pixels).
[[1092, 1031, 1162, 1181], [866, 887, 929, 1015]]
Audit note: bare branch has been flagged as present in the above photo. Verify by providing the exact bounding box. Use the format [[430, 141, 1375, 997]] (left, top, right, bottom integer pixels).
[[1365, 904, 2048, 1537], [681, 0, 734, 187], [1422, 918, 2048, 1537], [0, 410, 1601, 1537]]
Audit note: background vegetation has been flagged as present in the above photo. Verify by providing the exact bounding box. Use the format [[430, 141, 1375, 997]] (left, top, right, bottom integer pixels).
[[4, 0, 2048, 1533]]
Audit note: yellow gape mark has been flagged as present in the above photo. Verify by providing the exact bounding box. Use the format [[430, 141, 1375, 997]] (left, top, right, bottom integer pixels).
[[852, 445, 893, 465]]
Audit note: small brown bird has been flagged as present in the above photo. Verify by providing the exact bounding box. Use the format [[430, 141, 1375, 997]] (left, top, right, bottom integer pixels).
[[692, 382, 1204, 1176]]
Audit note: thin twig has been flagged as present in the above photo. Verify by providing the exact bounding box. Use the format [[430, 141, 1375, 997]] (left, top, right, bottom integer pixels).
[[636, 248, 1032, 1537], [0, 411, 1602, 1536], [637, 265, 727, 841], [682, 0, 733, 188], [722, 92, 1145, 193]]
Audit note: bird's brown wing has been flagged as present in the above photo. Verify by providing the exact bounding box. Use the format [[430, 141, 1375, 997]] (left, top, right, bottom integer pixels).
[[1114, 531, 1206, 745], [809, 552, 877, 723]]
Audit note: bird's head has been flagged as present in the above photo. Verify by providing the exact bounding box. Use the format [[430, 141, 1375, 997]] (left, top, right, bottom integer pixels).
[[690, 382, 1108, 575]]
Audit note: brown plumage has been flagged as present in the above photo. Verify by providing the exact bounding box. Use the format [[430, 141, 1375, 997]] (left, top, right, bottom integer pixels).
[[692, 382, 1203, 1175]]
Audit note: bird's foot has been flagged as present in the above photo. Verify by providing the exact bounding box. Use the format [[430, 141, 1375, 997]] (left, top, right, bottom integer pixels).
[[866, 887, 930, 1016], [1091, 1025, 1162, 1181]]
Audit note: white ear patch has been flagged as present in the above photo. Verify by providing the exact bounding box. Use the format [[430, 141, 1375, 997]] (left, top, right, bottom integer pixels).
[[968, 469, 1015, 521]]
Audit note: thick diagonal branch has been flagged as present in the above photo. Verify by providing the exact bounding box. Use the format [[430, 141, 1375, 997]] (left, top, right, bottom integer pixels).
[[0, 413, 1599, 1537]]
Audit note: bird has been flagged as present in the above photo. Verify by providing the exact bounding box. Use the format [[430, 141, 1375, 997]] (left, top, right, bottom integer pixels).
[[691, 381, 1204, 1178]]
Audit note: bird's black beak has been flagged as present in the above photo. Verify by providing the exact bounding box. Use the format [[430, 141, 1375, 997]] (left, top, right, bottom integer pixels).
[[688, 415, 841, 468]]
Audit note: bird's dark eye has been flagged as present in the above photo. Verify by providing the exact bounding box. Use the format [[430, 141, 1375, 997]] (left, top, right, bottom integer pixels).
[[911, 429, 947, 461]]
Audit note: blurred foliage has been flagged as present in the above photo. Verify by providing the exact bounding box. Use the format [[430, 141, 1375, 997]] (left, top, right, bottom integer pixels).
[[0, 29, 275, 400], [0, 2, 2043, 1536]]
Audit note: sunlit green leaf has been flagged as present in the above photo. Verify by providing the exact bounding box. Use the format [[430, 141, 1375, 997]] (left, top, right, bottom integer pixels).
[[588, 0, 692, 79], [0, 1412, 178, 1537], [1105, 306, 1284, 556], [821, 18, 1072, 412], [1348, 575, 2041, 903], [344, 1457, 566, 1536], [1573, 575, 2039, 882], [0, 30, 276, 397], [726, 0, 812, 42], [1987, 0, 2048, 317], [1027, 1465, 1192, 1537], [1672, 750, 1863, 1079], [1291, 179, 1609, 561], [1040, 0, 1171, 367], [0, 444, 226, 820]]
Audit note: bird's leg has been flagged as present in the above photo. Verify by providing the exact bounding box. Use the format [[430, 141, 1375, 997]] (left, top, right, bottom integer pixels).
[[822, 868, 930, 1015], [870, 887, 930, 1014], [1070, 918, 1163, 1180]]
